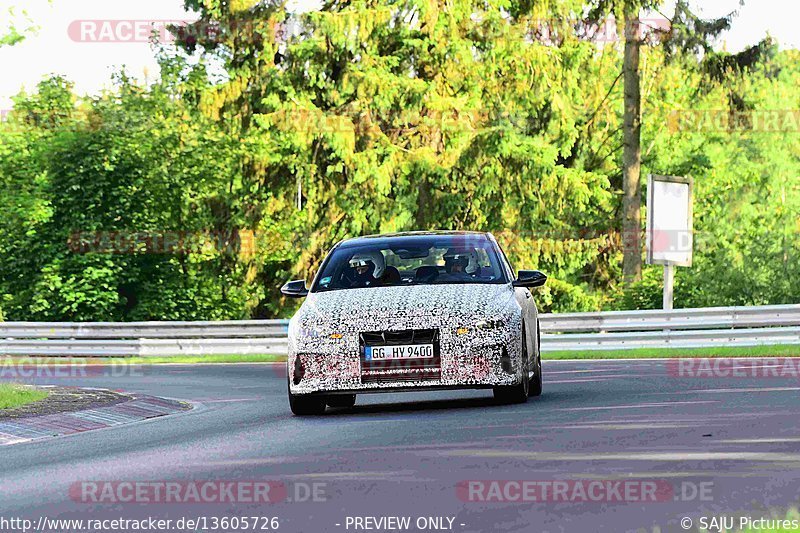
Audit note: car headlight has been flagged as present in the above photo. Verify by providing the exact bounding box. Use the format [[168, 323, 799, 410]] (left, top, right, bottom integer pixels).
[[296, 323, 342, 340], [475, 316, 508, 330], [457, 315, 509, 334]]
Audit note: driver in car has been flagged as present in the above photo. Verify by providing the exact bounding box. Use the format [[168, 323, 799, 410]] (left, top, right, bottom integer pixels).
[[441, 251, 473, 282], [343, 259, 376, 288], [342, 251, 386, 288]]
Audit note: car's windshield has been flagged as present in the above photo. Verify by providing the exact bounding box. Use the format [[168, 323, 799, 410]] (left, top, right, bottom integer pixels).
[[312, 235, 509, 292]]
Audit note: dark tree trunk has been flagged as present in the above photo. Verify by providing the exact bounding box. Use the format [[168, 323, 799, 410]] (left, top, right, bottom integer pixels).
[[415, 179, 431, 229], [622, 8, 643, 283]]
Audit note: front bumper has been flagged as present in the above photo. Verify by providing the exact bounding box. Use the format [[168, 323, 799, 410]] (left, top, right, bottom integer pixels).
[[288, 322, 523, 395]]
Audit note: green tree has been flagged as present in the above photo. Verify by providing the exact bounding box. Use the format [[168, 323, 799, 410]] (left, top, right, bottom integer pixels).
[[0, 65, 253, 320], [170, 0, 620, 313], [1, 0, 798, 320], [587, 0, 747, 283]]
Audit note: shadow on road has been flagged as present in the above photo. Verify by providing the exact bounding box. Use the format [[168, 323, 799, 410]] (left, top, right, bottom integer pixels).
[[321, 390, 581, 417]]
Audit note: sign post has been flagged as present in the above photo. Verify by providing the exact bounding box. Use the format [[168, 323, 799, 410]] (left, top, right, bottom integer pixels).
[[663, 263, 674, 310], [646, 175, 693, 310]]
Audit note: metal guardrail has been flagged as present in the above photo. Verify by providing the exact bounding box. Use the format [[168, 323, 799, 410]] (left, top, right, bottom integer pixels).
[[0, 320, 290, 357], [538, 304, 800, 333], [1, 304, 799, 357], [0, 320, 289, 339]]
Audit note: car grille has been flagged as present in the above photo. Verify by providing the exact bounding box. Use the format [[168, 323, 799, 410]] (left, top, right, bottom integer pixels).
[[359, 329, 441, 384]]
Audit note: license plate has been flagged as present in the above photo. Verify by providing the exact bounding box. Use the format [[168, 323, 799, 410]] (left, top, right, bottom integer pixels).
[[365, 344, 434, 361]]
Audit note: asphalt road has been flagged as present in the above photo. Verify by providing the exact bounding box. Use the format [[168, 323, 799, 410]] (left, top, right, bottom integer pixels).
[[2, 359, 800, 533]]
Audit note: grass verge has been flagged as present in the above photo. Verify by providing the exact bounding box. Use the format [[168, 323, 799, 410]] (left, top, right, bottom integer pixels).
[[2, 345, 800, 366], [1, 354, 284, 365], [0, 384, 49, 410], [123, 353, 284, 364], [543, 344, 800, 360]]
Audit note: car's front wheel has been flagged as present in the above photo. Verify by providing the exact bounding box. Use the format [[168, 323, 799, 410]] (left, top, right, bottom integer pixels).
[[493, 331, 530, 404], [288, 382, 326, 416], [529, 323, 543, 397], [326, 395, 356, 409]]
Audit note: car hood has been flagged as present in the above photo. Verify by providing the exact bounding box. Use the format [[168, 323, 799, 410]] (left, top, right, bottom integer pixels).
[[296, 283, 516, 327]]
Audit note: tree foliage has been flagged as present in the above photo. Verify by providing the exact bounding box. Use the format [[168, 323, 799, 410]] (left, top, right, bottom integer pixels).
[[0, 0, 797, 320]]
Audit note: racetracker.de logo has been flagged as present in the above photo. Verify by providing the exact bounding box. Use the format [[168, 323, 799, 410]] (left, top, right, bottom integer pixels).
[[667, 358, 800, 378], [456, 480, 677, 503], [0, 359, 145, 380], [668, 110, 800, 133], [66, 19, 291, 44], [69, 481, 287, 504], [68, 20, 190, 43]]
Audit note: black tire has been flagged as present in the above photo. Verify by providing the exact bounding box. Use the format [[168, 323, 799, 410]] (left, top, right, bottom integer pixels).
[[493, 330, 530, 404], [326, 395, 356, 409], [529, 324, 543, 397], [288, 381, 326, 415]]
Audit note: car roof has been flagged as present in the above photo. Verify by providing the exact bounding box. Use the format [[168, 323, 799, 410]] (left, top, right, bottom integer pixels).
[[339, 231, 491, 248]]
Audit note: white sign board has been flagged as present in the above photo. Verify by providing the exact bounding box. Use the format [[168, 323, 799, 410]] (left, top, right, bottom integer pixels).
[[646, 175, 693, 267]]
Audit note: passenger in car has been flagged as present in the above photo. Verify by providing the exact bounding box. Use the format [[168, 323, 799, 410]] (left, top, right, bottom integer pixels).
[[440, 252, 472, 282], [414, 265, 439, 283], [381, 266, 402, 285]]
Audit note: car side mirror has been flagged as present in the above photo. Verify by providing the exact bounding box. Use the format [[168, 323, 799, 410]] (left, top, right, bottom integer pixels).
[[281, 279, 309, 298], [512, 270, 547, 288]]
